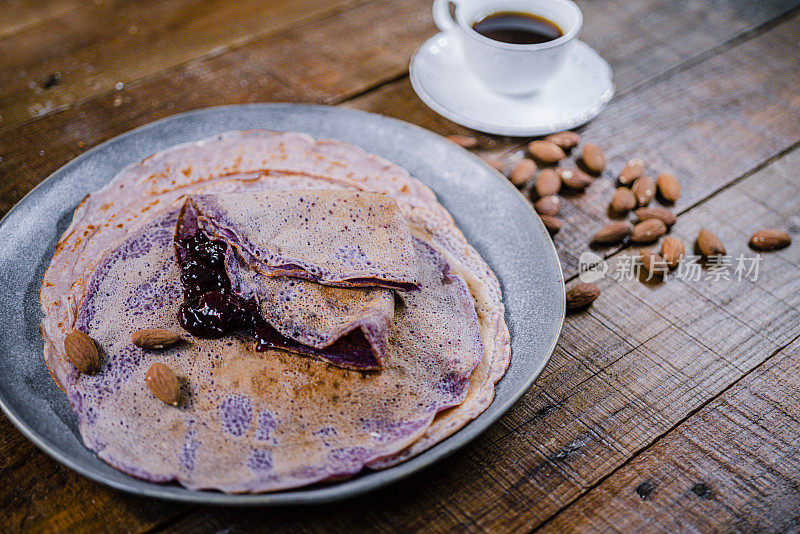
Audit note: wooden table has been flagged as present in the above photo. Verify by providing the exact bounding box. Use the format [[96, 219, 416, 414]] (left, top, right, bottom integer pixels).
[[2, 0, 799, 531]]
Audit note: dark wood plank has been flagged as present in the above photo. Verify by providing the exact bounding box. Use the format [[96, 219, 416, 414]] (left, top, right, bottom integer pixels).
[[0, 0, 81, 39], [346, 11, 800, 278], [0, 0, 357, 129], [158, 134, 800, 532], [542, 339, 800, 532]]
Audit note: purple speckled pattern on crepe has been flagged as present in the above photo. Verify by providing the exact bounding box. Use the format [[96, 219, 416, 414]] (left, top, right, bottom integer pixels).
[[65, 212, 483, 492], [188, 190, 421, 291], [41, 130, 511, 493], [175, 198, 396, 370]]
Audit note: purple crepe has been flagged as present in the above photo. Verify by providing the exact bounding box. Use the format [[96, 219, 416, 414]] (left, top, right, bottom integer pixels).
[[65, 211, 483, 492]]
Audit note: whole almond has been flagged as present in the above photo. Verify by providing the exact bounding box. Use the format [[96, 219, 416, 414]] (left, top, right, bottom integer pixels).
[[535, 168, 561, 197], [631, 176, 655, 206], [566, 283, 600, 312], [558, 167, 593, 190], [640, 250, 668, 278], [631, 219, 667, 244], [661, 237, 685, 268], [697, 228, 726, 257], [591, 221, 633, 245], [619, 158, 645, 185], [545, 131, 580, 150], [581, 143, 606, 174], [145, 362, 181, 406], [634, 206, 677, 226], [656, 172, 681, 203], [749, 229, 791, 251], [447, 134, 478, 148], [534, 195, 560, 216], [610, 187, 637, 214], [528, 140, 566, 163], [510, 158, 537, 186], [133, 328, 183, 350], [64, 330, 100, 375], [539, 214, 563, 235]]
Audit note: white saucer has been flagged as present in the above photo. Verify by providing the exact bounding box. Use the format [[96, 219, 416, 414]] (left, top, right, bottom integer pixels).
[[410, 33, 614, 136]]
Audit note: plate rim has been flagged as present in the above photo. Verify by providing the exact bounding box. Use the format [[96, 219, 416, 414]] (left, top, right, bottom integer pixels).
[[0, 103, 565, 505]]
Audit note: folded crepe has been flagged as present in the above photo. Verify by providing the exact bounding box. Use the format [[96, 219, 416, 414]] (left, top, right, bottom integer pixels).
[[174, 190, 421, 370], [185, 190, 421, 291], [67, 209, 483, 492]]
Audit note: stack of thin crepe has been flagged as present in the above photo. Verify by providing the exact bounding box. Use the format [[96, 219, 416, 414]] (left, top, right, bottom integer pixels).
[[40, 131, 510, 492]]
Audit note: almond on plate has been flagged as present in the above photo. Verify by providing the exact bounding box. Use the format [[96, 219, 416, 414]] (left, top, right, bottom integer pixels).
[[447, 134, 478, 148], [133, 328, 183, 350], [145, 362, 181, 406], [64, 330, 100, 375]]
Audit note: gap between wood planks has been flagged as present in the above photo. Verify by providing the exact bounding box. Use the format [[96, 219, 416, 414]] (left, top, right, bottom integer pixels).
[[136, 9, 800, 534]]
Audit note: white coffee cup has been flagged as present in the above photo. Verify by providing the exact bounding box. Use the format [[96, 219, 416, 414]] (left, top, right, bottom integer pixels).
[[432, 0, 583, 95]]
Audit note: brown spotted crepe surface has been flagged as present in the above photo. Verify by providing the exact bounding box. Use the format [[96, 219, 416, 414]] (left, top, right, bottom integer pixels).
[[40, 130, 510, 491]]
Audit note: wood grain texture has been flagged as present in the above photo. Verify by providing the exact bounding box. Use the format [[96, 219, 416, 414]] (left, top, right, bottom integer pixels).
[[2, 0, 799, 217], [346, 12, 800, 279], [0, 0, 357, 129], [0, 0, 799, 532]]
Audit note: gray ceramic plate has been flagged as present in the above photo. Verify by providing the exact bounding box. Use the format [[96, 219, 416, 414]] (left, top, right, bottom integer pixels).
[[0, 104, 564, 505]]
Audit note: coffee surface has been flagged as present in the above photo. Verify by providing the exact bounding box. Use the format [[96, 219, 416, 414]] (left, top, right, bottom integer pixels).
[[472, 11, 562, 45]]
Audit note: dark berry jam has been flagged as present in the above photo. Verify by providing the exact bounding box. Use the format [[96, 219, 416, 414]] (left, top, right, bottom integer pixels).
[[176, 229, 378, 368]]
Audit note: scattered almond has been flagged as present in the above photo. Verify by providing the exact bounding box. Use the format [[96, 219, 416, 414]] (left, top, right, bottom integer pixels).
[[749, 229, 791, 251], [534, 195, 560, 216], [566, 283, 600, 312], [610, 187, 637, 214], [447, 134, 478, 148], [539, 214, 563, 235], [591, 221, 633, 245], [528, 140, 566, 163], [634, 206, 677, 226], [64, 330, 100, 375], [535, 169, 561, 197], [133, 328, 183, 350], [697, 228, 726, 257], [631, 176, 655, 206], [581, 143, 606, 174], [545, 131, 580, 150], [145, 362, 181, 406], [510, 159, 537, 186], [640, 250, 668, 278], [558, 167, 592, 190], [631, 219, 667, 244], [619, 158, 645, 185], [661, 237, 685, 268], [656, 172, 681, 203]]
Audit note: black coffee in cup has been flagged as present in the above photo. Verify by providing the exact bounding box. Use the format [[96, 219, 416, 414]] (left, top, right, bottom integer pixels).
[[472, 11, 563, 44]]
